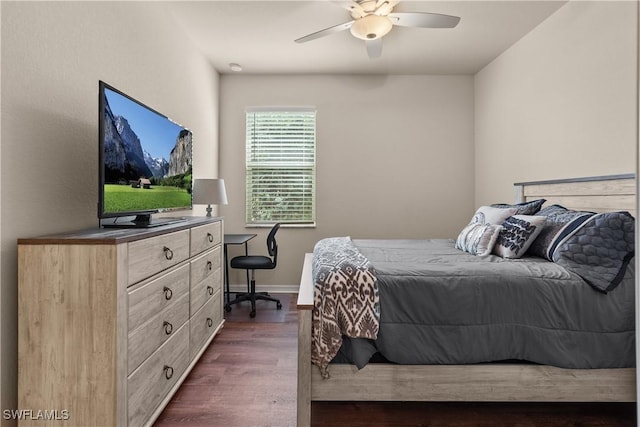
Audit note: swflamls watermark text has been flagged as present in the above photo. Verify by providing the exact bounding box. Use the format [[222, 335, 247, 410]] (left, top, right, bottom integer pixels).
[[3, 409, 70, 421]]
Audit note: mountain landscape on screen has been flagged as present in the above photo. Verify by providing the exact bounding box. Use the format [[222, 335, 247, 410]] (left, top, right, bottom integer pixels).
[[103, 98, 191, 183]]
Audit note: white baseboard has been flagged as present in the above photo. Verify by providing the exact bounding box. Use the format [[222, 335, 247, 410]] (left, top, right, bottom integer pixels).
[[227, 284, 300, 294]]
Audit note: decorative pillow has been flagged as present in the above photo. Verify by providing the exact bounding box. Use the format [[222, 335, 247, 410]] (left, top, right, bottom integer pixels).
[[491, 199, 546, 215], [455, 222, 503, 256], [470, 205, 518, 225], [527, 205, 595, 260], [493, 215, 547, 259], [552, 211, 635, 293]]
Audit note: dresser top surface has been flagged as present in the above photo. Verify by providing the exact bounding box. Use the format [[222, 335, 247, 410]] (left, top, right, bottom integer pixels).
[[18, 216, 222, 245]]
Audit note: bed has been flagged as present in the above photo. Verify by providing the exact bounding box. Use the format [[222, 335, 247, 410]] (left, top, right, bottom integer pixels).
[[296, 173, 637, 427]]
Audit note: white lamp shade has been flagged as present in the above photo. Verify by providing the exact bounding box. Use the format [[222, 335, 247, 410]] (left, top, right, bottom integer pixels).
[[193, 179, 228, 205], [350, 15, 393, 40]]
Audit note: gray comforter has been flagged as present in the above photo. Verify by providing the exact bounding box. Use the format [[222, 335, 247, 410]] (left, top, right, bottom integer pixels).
[[334, 239, 635, 369]]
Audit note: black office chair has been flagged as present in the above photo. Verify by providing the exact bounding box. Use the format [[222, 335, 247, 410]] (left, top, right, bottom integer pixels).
[[226, 223, 282, 318]]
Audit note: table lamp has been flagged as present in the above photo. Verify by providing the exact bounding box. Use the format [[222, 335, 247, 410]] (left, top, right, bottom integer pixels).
[[193, 178, 228, 217]]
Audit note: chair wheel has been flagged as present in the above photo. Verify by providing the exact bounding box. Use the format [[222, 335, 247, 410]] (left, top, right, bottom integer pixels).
[[225, 305, 232, 313], [250, 310, 256, 318], [277, 302, 282, 310]]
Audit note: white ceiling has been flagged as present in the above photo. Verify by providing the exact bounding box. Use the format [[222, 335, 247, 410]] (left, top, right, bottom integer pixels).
[[167, 1, 567, 75]]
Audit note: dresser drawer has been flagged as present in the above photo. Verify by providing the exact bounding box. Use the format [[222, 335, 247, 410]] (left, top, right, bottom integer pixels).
[[190, 246, 222, 291], [190, 221, 222, 257], [190, 292, 222, 361], [128, 263, 189, 333], [190, 271, 222, 317], [128, 229, 190, 285], [128, 292, 189, 375], [128, 322, 189, 427]]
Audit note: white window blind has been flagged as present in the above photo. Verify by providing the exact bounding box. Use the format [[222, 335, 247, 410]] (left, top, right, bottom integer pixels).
[[246, 108, 316, 225]]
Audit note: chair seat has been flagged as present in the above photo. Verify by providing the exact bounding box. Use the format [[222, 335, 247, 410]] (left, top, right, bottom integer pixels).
[[230, 255, 275, 270]]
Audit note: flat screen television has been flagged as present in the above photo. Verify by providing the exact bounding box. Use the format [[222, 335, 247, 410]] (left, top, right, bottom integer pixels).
[[98, 81, 192, 228]]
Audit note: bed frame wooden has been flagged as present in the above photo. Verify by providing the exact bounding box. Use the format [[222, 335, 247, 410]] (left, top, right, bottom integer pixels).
[[296, 173, 637, 427]]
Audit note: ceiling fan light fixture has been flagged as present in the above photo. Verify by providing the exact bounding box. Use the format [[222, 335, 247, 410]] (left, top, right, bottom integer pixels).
[[350, 14, 393, 41]]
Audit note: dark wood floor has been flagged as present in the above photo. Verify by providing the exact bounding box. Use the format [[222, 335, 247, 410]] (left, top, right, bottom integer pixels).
[[154, 293, 636, 427]]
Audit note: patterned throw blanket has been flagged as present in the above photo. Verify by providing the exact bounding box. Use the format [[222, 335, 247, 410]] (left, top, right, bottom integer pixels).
[[553, 211, 635, 293], [311, 237, 379, 378]]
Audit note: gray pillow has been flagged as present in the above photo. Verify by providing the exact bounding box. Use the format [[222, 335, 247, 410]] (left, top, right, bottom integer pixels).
[[491, 198, 546, 215], [527, 204, 595, 260]]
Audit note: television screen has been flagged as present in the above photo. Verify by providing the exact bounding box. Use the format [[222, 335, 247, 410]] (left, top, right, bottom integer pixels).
[[98, 81, 192, 226]]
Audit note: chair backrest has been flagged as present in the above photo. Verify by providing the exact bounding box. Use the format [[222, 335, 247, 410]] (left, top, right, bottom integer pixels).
[[266, 223, 280, 265]]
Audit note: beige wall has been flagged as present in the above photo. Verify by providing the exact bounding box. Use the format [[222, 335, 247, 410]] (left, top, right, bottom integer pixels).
[[0, 2, 219, 419], [474, 1, 638, 206], [220, 74, 475, 289], [1, 0, 637, 417]]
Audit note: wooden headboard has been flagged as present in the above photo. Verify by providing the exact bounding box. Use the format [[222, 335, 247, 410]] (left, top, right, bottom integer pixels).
[[514, 173, 636, 217]]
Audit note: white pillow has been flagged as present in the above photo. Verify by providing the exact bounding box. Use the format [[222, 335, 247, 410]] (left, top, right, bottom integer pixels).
[[493, 215, 547, 259], [455, 222, 503, 257], [470, 205, 518, 225]]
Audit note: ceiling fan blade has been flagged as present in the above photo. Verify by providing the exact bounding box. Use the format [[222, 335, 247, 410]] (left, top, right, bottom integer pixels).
[[366, 38, 383, 59], [388, 12, 460, 29], [295, 21, 354, 43]]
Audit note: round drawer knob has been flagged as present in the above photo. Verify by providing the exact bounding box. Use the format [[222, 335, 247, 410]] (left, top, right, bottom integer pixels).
[[163, 321, 173, 335], [163, 246, 174, 260], [207, 261, 213, 271], [207, 232, 214, 243], [206, 317, 213, 328], [207, 286, 214, 296], [163, 286, 173, 300], [163, 365, 174, 380]]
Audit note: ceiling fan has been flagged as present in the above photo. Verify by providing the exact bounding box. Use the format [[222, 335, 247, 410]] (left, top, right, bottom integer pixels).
[[295, 0, 460, 59]]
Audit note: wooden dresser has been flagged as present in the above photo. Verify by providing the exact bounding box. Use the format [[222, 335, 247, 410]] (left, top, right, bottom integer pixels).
[[17, 217, 224, 426]]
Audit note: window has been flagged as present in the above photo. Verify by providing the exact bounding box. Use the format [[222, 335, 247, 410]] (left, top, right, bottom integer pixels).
[[245, 108, 316, 226]]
